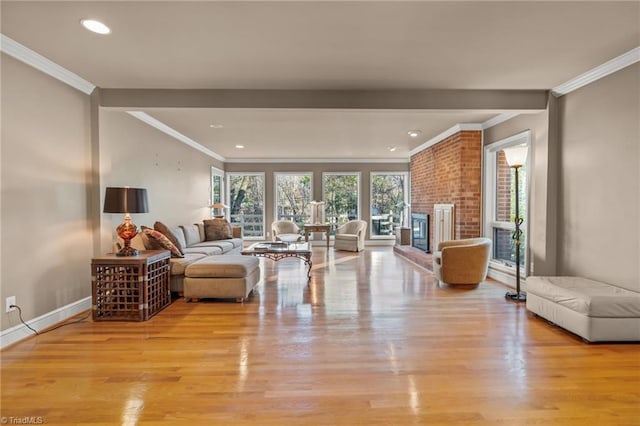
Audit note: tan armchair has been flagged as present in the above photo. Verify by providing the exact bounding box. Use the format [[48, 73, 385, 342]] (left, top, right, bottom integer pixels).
[[334, 220, 367, 252], [271, 220, 301, 242], [432, 237, 491, 286]]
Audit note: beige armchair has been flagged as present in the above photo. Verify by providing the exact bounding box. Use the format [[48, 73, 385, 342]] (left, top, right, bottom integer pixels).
[[432, 237, 491, 286], [271, 220, 301, 242], [334, 220, 367, 252]]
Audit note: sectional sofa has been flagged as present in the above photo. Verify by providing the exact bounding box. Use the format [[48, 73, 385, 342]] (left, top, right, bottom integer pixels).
[[124, 223, 260, 301]]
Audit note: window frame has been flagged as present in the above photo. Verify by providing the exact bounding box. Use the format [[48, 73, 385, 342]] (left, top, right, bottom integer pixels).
[[210, 166, 225, 218], [226, 172, 266, 240], [483, 130, 531, 277], [369, 171, 410, 240]]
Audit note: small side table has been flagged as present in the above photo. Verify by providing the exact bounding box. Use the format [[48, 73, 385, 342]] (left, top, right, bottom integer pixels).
[[303, 224, 331, 248], [91, 250, 171, 321], [395, 227, 411, 246]]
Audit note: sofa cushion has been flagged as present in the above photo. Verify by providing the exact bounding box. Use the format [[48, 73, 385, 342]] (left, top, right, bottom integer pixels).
[[181, 224, 202, 247], [203, 218, 233, 240], [144, 228, 184, 258], [190, 240, 237, 253], [527, 276, 640, 317], [170, 253, 206, 276], [154, 221, 184, 252], [169, 226, 187, 251], [185, 255, 259, 278], [182, 246, 223, 256]]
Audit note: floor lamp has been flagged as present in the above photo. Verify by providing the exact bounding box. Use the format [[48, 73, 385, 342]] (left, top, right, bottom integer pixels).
[[503, 145, 528, 302]]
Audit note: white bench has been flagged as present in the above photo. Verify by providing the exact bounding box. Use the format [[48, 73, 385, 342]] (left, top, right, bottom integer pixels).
[[526, 276, 640, 342]]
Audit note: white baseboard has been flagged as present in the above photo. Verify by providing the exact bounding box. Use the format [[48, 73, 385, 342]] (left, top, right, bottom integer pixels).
[[0, 296, 91, 350], [487, 267, 527, 291]]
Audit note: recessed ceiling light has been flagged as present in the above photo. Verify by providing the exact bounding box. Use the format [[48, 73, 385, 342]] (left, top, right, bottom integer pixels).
[[235, 145, 245, 149], [408, 130, 422, 138], [387, 146, 397, 152], [209, 124, 224, 129], [80, 19, 111, 35]]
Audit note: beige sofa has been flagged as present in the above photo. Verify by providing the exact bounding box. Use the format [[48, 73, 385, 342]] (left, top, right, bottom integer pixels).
[[126, 223, 255, 295], [432, 237, 491, 286]]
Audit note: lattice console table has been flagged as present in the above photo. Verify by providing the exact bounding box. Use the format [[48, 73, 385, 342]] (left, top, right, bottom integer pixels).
[[91, 250, 171, 321]]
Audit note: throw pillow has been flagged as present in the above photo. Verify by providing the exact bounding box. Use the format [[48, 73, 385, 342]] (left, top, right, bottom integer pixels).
[[203, 218, 233, 241], [143, 228, 184, 258], [154, 221, 184, 252]]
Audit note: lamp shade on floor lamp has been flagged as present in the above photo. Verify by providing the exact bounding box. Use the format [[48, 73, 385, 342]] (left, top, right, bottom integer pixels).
[[104, 187, 149, 256]]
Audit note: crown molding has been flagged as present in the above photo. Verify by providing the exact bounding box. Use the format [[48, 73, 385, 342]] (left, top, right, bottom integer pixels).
[[481, 112, 520, 130], [551, 46, 640, 97], [224, 157, 410, 164], [1, 33, 96, 95], [126, 111, 226, 162], [408, 123, 482, 157]]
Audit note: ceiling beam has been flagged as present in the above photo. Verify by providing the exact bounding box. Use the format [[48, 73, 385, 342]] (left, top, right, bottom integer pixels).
[[100, 89, 548, 111]]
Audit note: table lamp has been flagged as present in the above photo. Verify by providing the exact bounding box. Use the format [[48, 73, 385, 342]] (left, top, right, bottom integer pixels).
[[211, 202, 229, 218], [103, 187, 149, 256]]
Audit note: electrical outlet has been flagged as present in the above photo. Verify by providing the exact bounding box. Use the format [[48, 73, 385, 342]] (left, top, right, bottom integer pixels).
[[6, 296, 16, 313]]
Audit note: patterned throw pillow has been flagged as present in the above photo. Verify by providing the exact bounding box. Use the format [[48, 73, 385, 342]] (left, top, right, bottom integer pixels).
[[143, 228, 184, 258], [203, 218, 233, 241], [154, 221, 184, 252]]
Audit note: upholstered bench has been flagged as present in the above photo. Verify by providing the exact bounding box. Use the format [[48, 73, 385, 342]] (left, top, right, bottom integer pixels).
[[526, 276, 640, 342], [184, 256, 261, 303]]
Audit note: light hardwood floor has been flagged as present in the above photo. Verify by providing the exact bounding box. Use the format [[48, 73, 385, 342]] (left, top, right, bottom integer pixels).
[[2, 247, 639, 425]]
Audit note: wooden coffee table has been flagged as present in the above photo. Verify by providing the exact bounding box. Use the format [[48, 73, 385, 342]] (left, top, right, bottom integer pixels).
[[242, 242, 312, 278], [303, 224, 331, 248]]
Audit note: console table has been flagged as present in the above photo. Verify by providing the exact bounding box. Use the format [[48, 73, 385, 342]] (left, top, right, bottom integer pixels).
[[303, 224, 331, 248], [91, 250, 171, 321]]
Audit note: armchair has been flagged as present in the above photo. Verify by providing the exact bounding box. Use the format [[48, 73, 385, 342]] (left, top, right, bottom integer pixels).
[[271, 220, 301, 242], [334, 220, 367, 252], [432, 238, 491, 286]]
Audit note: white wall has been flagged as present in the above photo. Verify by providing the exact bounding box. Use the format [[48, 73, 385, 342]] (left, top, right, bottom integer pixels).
[[557, 63, 639, 291], [1, 54, 93, 331], [99, 110, 217, 252]]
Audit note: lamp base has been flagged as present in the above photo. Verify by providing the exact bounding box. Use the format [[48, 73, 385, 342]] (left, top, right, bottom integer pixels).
[[505, 291, 527, 302], [116, 245, 139, 257]]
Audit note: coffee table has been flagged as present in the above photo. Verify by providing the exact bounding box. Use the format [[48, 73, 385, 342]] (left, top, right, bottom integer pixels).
[[242, 242, 312, 278]]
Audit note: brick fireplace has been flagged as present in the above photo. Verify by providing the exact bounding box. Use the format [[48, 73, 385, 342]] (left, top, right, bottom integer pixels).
[[410, 130, 482, 251]]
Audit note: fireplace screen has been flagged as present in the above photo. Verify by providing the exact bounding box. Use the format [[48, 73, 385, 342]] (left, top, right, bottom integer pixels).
[[411, 213, 430, 253]]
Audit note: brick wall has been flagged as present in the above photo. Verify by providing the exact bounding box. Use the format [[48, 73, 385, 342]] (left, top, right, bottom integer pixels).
[[410, 130, 482, 250]]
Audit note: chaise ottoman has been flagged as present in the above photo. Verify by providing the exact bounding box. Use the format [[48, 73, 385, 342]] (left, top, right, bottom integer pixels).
[[526, 276, 640, 342], [184, 255, 261, 303]]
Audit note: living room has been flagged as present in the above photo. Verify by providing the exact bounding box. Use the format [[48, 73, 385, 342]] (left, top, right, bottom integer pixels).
[[1, 1, 639, 424]]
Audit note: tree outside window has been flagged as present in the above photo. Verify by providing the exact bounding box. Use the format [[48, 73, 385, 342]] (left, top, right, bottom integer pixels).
[[275, 173, 312, 228], [322, 173, 359, 232], [228, 173, 265, 239], [371, 173, 407, 237]]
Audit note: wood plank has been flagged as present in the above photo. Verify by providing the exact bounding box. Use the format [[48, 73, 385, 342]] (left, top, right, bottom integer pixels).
[[1, 247, 638, 425]]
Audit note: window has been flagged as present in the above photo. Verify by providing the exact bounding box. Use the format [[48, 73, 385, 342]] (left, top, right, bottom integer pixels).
[[370, 172, 409, 238], [483, 131, 530, 275], [227, 173, 265, 239], [322, 172, 360, 233], [274, 173, 312, 229], [211, 167, 224, 215]]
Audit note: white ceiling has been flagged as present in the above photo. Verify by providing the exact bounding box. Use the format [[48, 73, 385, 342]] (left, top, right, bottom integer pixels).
[[2, 1, 639, 160]]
